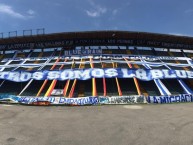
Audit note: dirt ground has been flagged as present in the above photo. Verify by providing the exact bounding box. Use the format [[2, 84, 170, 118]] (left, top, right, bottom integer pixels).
[[0, 104, 193, 145]]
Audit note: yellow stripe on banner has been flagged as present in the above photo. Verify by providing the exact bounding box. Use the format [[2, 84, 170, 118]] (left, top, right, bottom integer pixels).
[[44, 80, 56, 97], [90, 58, 97, 96], [112, 61, 122, 96], [115, 77, 122, 96], [92, 78, 97, 96], [36, 80, 48, 96]]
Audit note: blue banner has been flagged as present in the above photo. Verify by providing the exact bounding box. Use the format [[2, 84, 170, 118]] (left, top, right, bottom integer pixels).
[[147, 94, 193, 104], [0, 68, 193, 82]]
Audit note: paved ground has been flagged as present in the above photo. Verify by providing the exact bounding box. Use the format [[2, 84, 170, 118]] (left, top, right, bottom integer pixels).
[[0, 104, 193, 145]]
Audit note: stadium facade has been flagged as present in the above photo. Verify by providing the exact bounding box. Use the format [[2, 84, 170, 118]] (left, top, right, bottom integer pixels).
[[1, 30, 193, 105]]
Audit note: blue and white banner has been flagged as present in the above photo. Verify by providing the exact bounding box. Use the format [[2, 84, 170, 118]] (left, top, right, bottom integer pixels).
[[19, 96, 99, 105], [1, 68, 193, 82], [1, 94, 193, 105], [147, 94, 193, 104], [99, 96, 145, 104]]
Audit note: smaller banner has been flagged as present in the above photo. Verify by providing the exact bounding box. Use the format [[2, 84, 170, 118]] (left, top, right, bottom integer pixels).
[[147, 94, 193, 104], [19, 96, 99, 105], [99, 96, 145, 104]]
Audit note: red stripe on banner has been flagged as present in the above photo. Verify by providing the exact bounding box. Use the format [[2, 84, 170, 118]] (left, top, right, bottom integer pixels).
[[103, 77, 107, 96], [68, 79, 77, 98], [63, 80, 70, 97]]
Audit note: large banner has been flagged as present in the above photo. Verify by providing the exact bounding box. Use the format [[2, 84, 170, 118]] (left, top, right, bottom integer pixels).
[[147, 94, 193, 104], [19, 96, 99, 105], [99, 96, 145, 104], [1, 68, 193, 82]]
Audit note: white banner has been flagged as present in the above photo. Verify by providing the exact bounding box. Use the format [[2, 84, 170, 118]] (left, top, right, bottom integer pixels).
[[1, 68, 193, 82], [99, 96, 145, 104]]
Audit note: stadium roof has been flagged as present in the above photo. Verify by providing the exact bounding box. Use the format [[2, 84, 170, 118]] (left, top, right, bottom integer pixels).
[[0, 31, 193, 50]]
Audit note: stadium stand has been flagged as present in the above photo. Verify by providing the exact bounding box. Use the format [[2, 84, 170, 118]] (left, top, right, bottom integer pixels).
[[1, 30, 193, 103]]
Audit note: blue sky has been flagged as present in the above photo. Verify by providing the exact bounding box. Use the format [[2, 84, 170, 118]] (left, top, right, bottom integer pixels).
[[0, 0, 193, 37]]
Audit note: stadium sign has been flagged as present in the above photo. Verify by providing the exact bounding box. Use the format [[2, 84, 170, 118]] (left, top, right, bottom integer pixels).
[[1, 68, 193, 82], [64, 49, 102, 56]]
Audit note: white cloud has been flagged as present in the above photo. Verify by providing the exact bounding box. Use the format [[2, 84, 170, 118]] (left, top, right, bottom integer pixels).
[[0, 4, 25, 19], [86, 7, 107, 17], [85, 0, 107, 17], [27, 9, 35, 15], [0, 3, 35, 19], [168, 33, 191, 37], [86, 10, 99, 17]]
